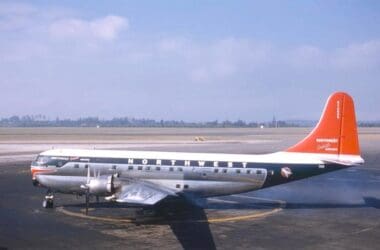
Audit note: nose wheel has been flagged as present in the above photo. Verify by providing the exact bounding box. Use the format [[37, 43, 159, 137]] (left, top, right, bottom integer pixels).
[[42, 191, 54, 208]]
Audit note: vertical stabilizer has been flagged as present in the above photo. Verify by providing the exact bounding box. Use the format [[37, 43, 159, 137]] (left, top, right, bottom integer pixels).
[[286, 92, 360, 156]]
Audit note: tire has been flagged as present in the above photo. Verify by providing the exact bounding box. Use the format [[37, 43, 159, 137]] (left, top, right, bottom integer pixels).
[[42, 199, 48, 208], [43, 199, 54, 208]]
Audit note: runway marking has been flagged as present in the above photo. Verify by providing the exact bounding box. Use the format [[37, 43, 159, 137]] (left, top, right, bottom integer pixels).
[[206, 207, 283, 223], [207, 198, 240, 204], [352, 226, 378, 235], [347, 169, 357, 172], [56, 196, 286, 224], [56, 207, 135, 223]]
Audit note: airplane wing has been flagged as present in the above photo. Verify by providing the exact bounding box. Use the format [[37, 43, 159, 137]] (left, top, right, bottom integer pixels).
[[115, 180, 177, 205]]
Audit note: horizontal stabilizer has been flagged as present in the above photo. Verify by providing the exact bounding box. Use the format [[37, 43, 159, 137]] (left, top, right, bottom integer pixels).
[[320, 157, 364, 166]]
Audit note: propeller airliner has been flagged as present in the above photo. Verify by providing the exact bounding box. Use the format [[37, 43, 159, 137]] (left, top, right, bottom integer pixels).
[[31, 92, 364, 213]]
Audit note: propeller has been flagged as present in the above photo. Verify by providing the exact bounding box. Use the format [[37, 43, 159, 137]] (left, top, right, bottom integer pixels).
[[85, 165, 90, 215], [85, 188, 89, 215], [80, 165, 91, 215], [80, 166, 104, 215]]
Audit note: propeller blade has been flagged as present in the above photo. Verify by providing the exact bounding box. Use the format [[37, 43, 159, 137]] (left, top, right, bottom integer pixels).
[[85, 189, 89, 215], [86, 165, 90, 184]]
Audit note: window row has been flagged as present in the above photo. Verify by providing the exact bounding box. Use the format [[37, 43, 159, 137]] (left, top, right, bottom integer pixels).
[[72, 164, 264, 175]]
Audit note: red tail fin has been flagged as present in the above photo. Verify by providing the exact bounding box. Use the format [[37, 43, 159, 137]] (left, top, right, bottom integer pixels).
[[286, 92, 360, 155]]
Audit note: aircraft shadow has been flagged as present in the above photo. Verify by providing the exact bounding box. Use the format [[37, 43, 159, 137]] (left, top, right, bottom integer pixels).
[[64, 195, 380, 211], [153, 199, 217, 250], [363, 196, 380, 209], [204, 196, 380, 210], [65, 198, 216, 250], [62, 196, 380, 250]]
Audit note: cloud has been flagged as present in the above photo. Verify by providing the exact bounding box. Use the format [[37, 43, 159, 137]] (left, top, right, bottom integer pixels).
[[0, 2, 37, 31], [49, 15, 128, 41], [157, 37, 273, 82], [0, 2, 36, 16], [0, 2, 379, 120], [287, 45, 326, 69], [332, 40, 380, 71]]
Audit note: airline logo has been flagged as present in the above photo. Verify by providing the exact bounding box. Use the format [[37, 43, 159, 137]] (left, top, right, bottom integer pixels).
[[316, 138, 339, 152], [281, 167, 293, 178]]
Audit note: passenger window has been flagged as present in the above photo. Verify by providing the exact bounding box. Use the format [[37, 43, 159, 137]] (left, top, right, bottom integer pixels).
[[222, 169, 227, 173], [236, 169, 241, 174], [184, 184, 189, 189], [156, 166, 161, 171], [85, 164, 88, 169], [176, 184, 181, 188], [138, 166, 143, 170], [246, 170, 251, 174], [74, 164, 79, 168], [128, 166, 133, 170], [214, 169, 219, 173], [256, 170, 262, 174], [112, 165, 117, 170], [178, 167, 183, 172], [169, 167, 174, 171], [146, 166, 151, 171]]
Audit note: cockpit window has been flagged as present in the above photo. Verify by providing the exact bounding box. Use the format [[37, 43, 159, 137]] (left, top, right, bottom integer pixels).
[[33, 155, 69, 167], [36, 156, 50, 165]]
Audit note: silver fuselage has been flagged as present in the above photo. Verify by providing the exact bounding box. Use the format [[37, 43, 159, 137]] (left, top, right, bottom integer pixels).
[[32, 153, 268, 197], [31, 149, 357, 201]]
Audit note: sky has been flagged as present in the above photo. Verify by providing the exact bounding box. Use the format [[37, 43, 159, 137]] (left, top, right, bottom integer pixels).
[[0, 0, 379, 121]]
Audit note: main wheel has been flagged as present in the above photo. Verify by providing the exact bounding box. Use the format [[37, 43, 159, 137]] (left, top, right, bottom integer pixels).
[[42, 199, 54, 208]]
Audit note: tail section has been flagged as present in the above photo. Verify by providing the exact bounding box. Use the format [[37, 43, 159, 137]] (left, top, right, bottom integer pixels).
[[286, 92, 362, 161]]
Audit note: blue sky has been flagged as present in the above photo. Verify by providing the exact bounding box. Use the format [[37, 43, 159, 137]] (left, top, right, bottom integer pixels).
[[0, 1, 379, 121]]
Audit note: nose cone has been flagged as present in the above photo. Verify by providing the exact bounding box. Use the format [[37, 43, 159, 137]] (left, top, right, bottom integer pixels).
[[31, 166, 39, 180], [30, 166, 56, 187], [31, 165, 40, 186]]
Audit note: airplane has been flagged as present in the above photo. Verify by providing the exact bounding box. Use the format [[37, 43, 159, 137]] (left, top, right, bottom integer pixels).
[[31, 92, 364, 214]]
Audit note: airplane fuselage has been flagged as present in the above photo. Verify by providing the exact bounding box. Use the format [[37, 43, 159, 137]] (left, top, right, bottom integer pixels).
[[31, 150, 347, 198]]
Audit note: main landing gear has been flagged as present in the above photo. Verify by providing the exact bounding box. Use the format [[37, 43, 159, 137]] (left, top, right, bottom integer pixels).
[[42, 190, 54, 208]]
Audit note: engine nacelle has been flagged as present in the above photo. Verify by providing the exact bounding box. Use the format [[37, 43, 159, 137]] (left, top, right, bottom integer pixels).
[[87, 175, 115, 195]]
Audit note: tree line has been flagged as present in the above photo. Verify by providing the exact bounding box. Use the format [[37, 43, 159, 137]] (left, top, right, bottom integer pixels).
[[0, 115, 377, 128], [0, 115, 300, 128]]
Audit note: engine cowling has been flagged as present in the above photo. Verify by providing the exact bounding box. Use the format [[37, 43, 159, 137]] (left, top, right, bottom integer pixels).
[[87, 175, 115, 195]]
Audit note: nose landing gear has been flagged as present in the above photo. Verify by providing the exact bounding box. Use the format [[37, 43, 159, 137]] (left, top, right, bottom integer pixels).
[[42, 190, 54, 208]]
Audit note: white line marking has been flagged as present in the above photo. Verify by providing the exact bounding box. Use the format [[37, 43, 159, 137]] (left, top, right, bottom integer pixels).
[[207, 198, 239, 204]]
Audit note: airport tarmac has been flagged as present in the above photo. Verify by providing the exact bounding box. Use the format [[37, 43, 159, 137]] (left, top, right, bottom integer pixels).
[[1, 127, 380, 250]]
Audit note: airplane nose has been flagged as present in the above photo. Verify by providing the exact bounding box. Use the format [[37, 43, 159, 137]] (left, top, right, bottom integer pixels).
[[31, 166, 36, 178], [31, 166, 42, 185], [31, 166, 38, 186], [30, 166, 56, 187]]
